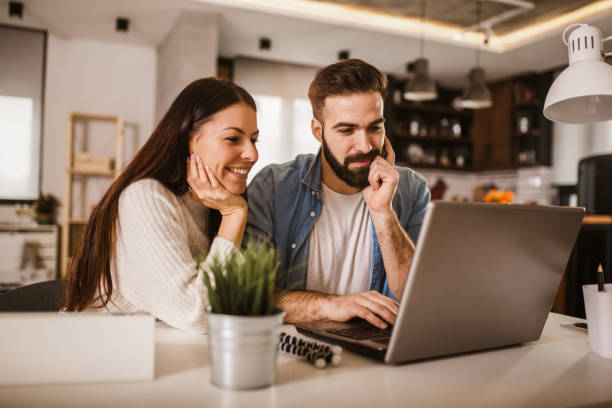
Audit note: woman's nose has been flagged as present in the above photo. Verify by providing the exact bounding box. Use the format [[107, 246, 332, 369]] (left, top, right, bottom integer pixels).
[[242, 140, 258, 162]]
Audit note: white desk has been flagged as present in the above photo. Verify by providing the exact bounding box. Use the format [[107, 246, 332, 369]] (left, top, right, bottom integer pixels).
[[1, 313, 611, 408]]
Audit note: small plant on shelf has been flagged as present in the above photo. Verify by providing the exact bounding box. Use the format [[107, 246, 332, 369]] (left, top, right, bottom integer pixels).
[[32, 194, 58, 225]]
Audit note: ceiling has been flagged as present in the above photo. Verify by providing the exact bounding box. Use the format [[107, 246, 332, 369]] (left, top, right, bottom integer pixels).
[[311, 0, 595, 35], [1, 0, 611, 88]]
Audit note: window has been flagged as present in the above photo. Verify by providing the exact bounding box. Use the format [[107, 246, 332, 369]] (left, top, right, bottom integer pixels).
[[234, 58, 320, 183], [248, 95, 319, 183], [0, 25, 46, 201]]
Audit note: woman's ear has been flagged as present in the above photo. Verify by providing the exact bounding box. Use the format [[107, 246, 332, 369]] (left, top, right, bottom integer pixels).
[[188, 135, 195, 155]]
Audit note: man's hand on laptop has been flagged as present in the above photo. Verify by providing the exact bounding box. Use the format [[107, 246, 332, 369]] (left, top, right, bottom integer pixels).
[[326, 291, 399, 329]]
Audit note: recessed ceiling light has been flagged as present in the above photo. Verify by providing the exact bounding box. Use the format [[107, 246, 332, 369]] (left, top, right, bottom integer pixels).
[[259, 38, 271, 50], [9, 1, 23, 19], [116, 17, 129, 33]]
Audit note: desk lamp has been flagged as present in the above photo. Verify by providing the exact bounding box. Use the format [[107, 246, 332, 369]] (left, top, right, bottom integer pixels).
[[544, 24, 612, 123]]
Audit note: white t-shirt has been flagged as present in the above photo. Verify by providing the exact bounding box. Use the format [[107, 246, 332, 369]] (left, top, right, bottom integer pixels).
[[306, 182, 372, 295]]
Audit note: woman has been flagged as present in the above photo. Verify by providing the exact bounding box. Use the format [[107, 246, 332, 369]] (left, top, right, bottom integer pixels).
[[63, 78, 259, 333]]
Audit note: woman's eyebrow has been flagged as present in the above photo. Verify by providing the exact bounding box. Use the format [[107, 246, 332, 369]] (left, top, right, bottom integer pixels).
[[223, 127, 245, 134]]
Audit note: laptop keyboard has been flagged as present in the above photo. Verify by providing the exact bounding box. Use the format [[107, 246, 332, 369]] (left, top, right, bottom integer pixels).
[[326, 320, 393, 341]]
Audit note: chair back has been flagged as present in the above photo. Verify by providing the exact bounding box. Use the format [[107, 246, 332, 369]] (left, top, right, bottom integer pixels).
[[0, 280, 64, 311]]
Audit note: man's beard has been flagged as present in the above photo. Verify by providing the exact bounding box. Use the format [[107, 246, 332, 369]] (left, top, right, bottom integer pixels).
[[321, 130, 382, 189]]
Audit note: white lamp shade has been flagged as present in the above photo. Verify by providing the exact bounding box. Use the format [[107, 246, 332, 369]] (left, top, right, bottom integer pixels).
[[543, 59, 612, 123], [543, 24, 612, 124]]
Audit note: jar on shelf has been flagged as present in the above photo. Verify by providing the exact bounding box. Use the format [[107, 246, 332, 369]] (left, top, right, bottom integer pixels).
[[450, 119, 462, 138], [439, 118, 450, 138]]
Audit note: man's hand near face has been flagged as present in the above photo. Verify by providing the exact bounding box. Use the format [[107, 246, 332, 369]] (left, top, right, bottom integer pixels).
[[362, 137, 398, 219]]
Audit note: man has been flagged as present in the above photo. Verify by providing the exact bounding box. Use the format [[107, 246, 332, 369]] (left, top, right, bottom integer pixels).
[[246, 59, 430, 329]]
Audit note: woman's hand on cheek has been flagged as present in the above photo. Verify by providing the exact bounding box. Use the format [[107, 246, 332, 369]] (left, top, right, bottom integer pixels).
[[186, 154, 247, 216]]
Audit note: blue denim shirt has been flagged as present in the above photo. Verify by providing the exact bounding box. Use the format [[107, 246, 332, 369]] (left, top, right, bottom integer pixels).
[[245, 151, 430, 301]]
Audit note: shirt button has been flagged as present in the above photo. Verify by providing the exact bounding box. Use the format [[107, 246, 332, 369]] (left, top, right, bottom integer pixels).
[[310, 211, 316, 217], [291, 243, 296, 249]]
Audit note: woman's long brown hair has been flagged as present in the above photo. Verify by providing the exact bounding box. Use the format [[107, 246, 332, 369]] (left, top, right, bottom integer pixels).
[[63, 78, 256, 311]]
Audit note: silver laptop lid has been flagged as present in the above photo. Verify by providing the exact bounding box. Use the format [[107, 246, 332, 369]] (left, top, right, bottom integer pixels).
[[386, 202, 584, 364]]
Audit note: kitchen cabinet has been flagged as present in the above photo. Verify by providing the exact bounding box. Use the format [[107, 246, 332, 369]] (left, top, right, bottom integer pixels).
[[385, 78, 475, 171], [386, 72, 553, 172], [0, 224, 60, 292]]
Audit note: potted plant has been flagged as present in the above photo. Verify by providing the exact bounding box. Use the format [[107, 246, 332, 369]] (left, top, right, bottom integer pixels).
[[32, 194, 58, 225], [200, 241, 288, 390]]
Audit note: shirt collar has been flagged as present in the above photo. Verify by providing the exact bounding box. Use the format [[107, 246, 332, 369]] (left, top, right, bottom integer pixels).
[[301, 148, 322, 192]]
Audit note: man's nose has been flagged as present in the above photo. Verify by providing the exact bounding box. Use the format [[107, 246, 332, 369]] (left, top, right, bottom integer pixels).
[[353, 129, 372, 153]]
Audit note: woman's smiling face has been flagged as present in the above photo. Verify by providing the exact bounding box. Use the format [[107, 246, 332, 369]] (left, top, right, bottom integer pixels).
[[189, 103, 259, 195]]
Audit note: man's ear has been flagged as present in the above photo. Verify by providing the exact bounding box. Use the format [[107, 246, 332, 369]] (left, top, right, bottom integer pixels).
[[311, 118, 323, 143]]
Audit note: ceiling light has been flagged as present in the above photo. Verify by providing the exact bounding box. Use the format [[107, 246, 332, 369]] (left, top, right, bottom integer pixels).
[[403, 0, 437, 102], [404, 58, 437, 101], [9, 1, 23, 19], [259, 38, 271, 51], [116, 17, 129, 32], [543, 24, 612, 124], [338, 50, 350, 60], [459, 1, 493, 110], [460, 67, 492, 109]]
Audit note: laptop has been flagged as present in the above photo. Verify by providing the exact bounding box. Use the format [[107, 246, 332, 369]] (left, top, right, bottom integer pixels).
[[295, 201, 585, 364]]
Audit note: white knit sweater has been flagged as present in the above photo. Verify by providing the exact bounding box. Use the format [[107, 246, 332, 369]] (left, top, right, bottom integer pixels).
[[95, 178, 235, 334]]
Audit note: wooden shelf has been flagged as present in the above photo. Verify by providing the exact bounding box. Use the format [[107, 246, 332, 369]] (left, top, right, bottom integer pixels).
[[513, 101, 542, 109], [70, 112, 122, 122], [512, 162, 543, 168], [0, 223, 58, 232], [68, 168, 115, 177], [393, 133, 473, 144], [394, 101, 472, 117], [397, 161, 473, 172], [513, 130, 541, 139], [62, 112, 124, 278], [68, 219, 88, 225]]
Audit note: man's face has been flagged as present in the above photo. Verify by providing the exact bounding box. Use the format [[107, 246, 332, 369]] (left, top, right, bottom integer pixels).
[[314, 92, 385, 189]]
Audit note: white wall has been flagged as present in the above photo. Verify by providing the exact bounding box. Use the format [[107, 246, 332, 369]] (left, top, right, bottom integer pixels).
[[42, 36, 156, 222], [0, 35, 157, 224], [156, 11, 219, 122], [552, 121, 612, 185]]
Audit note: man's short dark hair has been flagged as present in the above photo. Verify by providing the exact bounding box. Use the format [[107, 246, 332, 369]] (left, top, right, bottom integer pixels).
[[308, 59, 388, 122]]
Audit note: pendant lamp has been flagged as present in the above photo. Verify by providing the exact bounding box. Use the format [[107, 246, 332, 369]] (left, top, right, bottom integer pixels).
[[543, 24, 612, 124], [404, 0, 437, 101], [459, 1, 492, 109], [460, 67, 492, 109]]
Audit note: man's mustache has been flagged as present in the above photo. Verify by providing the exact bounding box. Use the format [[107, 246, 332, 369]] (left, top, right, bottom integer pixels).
[[344, 149, 381, 166]]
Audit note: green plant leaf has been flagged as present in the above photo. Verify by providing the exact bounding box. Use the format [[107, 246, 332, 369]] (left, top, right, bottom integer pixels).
[[199, 239, 294, 316]]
